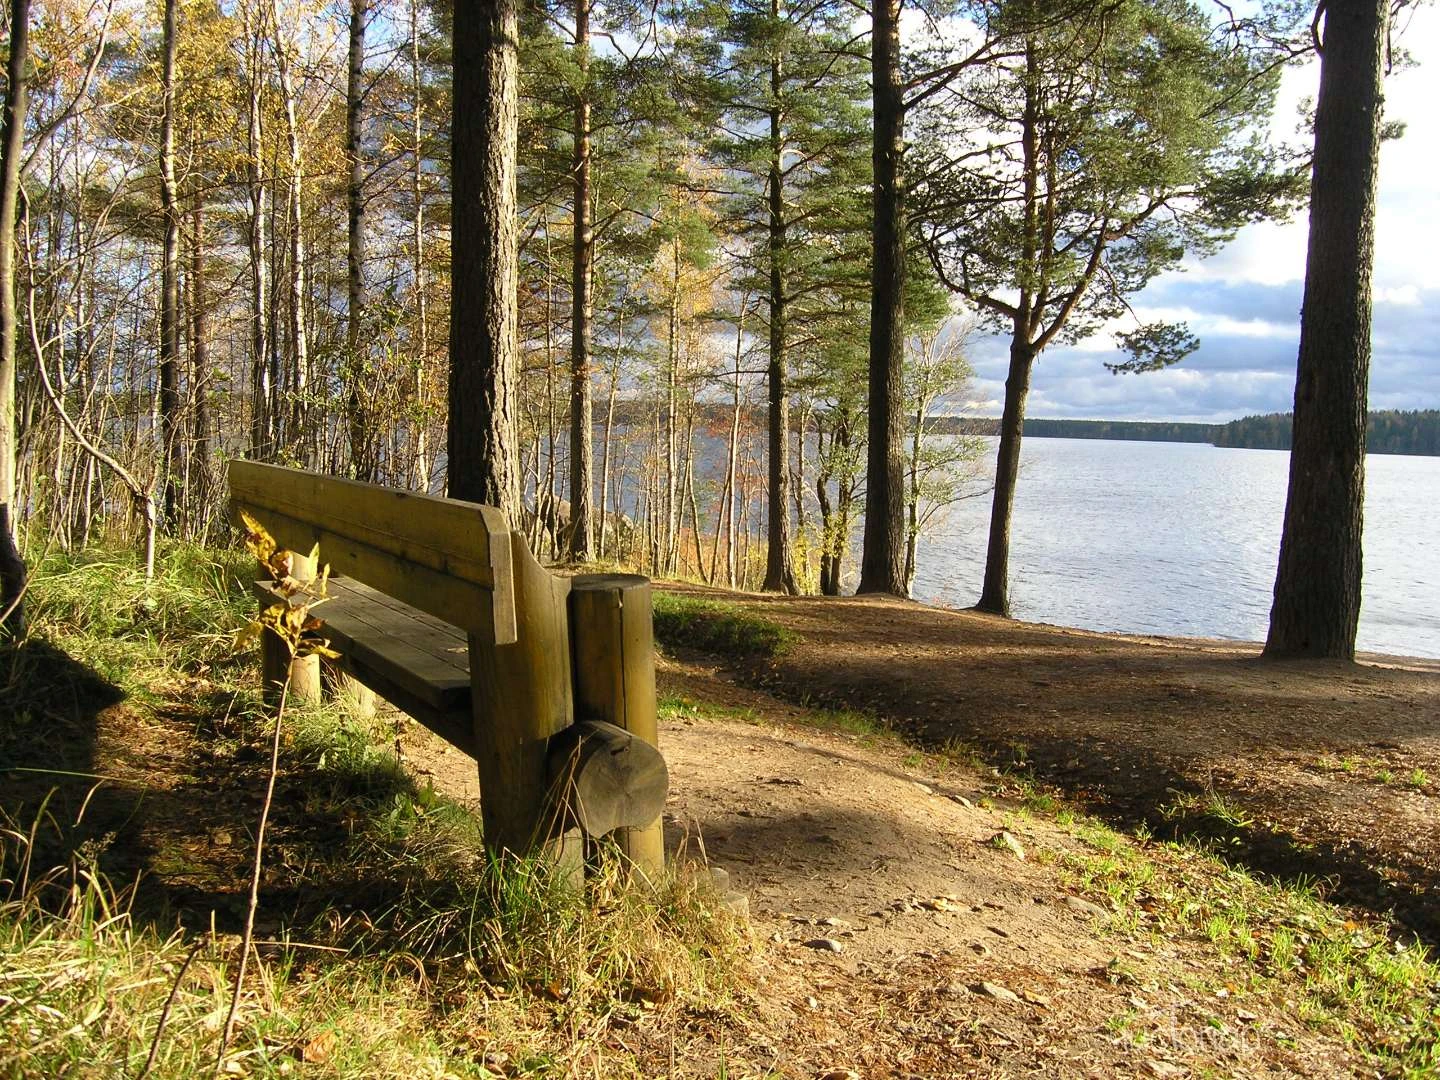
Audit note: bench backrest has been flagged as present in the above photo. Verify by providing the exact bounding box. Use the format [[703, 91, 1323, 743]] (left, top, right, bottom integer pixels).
[[229, 461, 517, 645]]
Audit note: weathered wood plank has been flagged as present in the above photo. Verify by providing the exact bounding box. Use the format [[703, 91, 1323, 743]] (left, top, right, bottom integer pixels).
[[254, 579, 470, 715], [240, 503, 504, 641], [468, 530, 575, 855], [229, 461, 516, 644]]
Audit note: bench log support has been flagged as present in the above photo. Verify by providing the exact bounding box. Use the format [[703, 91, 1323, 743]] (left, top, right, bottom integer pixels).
[[567, 574, 665, 876], [469, 531, 582, 868]]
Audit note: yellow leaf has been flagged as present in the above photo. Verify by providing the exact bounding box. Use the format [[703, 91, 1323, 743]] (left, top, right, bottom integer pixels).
[[233, 621, 264, 653], [240, 509, 277, 565], [300, 1030, 336, 1064]]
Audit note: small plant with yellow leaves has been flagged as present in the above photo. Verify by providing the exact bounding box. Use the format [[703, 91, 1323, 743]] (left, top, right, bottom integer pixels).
[[233, 509, 339, 663], [217, 511, 342, 1069]]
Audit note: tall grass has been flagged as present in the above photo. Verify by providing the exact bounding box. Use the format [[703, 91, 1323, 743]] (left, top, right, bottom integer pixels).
[[1, 541, 755, 1077]]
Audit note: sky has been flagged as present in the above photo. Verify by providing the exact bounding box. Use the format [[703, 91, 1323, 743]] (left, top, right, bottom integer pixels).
[[958, 5, 1440, 424]]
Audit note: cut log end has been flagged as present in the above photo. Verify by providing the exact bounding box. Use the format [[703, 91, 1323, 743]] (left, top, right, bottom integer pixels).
[[547, 719, 669, 839]]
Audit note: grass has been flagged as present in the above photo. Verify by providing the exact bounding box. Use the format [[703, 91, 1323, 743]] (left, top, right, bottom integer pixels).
[[1056, 814, 1440, 1075], [1, 542, 757, 1077], [652, 593, 796, 659]]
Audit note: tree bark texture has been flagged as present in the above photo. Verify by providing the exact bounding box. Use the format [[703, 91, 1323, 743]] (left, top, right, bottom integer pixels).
[[449, 0, 522, 520], [159, 0, 182, 525], [190, 194, 211, 523], [346, 0, 372, 480], [568, 0, 594, 560], [763, 37, 798, 594], [977, 336, 1035, 616], [245, 6, 272, 459], [0, 0, 30, 636], [1264, 0, 1388, 660], [858, 0, 906, 595]]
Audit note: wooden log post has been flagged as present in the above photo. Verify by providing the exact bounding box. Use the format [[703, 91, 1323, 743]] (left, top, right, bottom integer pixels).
[[260, 547, 322, 706], [322, 657, 378, 719], [567, 573, 665, 877], [468, 531, 582, 871]]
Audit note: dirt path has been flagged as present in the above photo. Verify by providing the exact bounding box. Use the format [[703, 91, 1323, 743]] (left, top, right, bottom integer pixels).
[[661, 589, 1440, 944], [406, 652, 1381, 1077]]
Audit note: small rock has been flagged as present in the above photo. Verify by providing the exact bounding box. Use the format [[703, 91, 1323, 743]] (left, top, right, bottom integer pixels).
[[969, 942, 992, 958], [815, 1071, 859, 1080], [986, 925, 1011, 938], [919, 896, 960, 912], [1145, 1061, 1184, 1078], [1236, 1009, 1258, 1023], [990, 831, 1026, 860], [818, 916, 851, 927], [1021, 990, 1051, 1006], [912, 781, 934, 795], [721, 891, 749, 919], [709, 867, 731, 892], [947, 793, 974, 809], [974, 981, 1020, 1004], [1061, 895, 1108, 919], [803, 938, 845, 953]]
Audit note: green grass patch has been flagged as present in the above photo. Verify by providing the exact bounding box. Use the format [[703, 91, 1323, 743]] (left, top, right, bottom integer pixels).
[[1056, 816, 1440, 1074], [652, 593, 796, 659], [15, 540, 253, 698]]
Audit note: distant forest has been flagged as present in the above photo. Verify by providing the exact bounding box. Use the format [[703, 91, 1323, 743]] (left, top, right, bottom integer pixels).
[[1210, 411, 1440, 456], [928, 411, 1440, 456]]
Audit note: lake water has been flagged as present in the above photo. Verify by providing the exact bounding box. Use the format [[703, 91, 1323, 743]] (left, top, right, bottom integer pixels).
[[910, 438, 1440, 659]]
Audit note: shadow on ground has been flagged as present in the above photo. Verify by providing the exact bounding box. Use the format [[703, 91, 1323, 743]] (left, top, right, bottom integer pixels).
[[697, 591, 1440, 945], [1, 637, 470, 944]]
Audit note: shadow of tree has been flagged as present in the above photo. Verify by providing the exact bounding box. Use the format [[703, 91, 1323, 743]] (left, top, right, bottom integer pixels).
[[715, 596, 1440, 945], [1, 636, 479, 947]]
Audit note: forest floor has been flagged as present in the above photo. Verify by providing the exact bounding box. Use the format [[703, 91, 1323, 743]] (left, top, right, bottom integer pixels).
[[404, 584, 1440, 1078], [3, 554, 1438, 1077]]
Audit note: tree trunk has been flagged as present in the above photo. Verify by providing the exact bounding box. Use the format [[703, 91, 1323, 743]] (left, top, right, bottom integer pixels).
[[159, 0, 182, 526], [245, 5, 272, 459], [189, 192, 211, 530], [977, 335, 1035, 616], [763, 44, 798, 594], [978, 48, 1040, 618], [0, 0, 30, 637], [449, 0, 521, 519], [345, 0, 371, 480], [1264, 0, 1387, 660], [409, 0, 430, 491], [567, 0, 594, 561], [904, 399, 922, 595], [273, 8, 311, 465], [858, 0, 906, 595]]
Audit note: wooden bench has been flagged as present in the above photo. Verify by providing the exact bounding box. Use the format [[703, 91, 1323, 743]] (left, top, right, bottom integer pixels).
[[228, 461, 667, 872]]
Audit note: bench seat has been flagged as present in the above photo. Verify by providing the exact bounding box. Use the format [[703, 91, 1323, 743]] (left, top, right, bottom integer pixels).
[[256, 576, 477, 757]]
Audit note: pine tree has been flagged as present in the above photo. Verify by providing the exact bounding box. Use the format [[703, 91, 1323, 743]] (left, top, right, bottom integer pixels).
[[916, 0, 1303, 616], [1265, 0, 1390, 660]]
